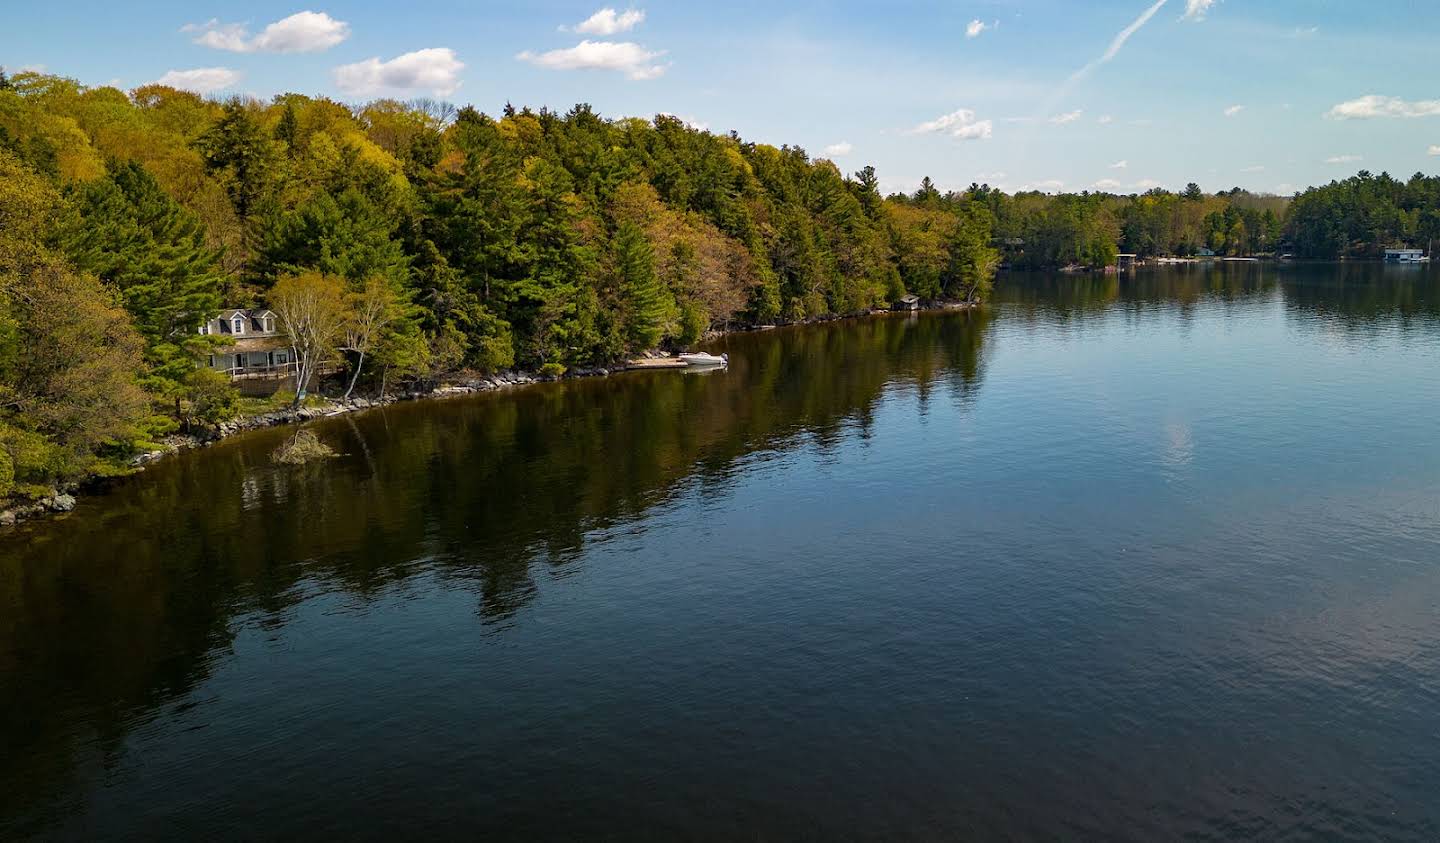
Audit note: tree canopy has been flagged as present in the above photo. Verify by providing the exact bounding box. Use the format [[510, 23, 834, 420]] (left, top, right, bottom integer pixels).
[[0, 64, 1434, 504]]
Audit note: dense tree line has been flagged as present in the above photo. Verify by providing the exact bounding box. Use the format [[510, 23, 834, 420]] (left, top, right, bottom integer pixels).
[[0, 68, 997, 501], [964, 172, 1440, 268], [1, 64, 1436, 502], [968, 183, 1288, 268], [1286, 171, 1440, 259]]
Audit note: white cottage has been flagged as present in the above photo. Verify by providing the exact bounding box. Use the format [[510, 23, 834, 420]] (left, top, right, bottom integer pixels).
[[198, 309, 294, 378]]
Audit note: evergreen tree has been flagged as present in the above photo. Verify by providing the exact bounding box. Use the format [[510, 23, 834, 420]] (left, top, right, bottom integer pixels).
[[274, 102, 300, 156], [614, 220, 671, 350], [511, 157, 595, 367], [54, 159, 226, 393], [197, 100, 277, 225]]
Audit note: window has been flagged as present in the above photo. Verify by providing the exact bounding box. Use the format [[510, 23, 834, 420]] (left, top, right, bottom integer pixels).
[[198, 323, 209, 335], [232, 317, 245, 335], [264, 316, 275, 333]]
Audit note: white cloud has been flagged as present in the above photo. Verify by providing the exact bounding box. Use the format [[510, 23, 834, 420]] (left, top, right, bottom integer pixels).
[[1224, 104, 1244, 117], [1110, 160, 1129, 169], [1050, 110, 1083, 124], [966, 19, 995, 38], [823, 141, 853, 157], [334, 48, 464, 96], [1326, 95, 1440, 120], [1022, 179, 1065, 193], [1240, 165, 1265, 173], [1429, 145, 1440, 156], [181, 19, 246, 51], [1098, 114, 1115, 125], [1325, 154, 1363, 164], [517, 40, 667, 80], [1134, 178, 1163, 190], [657, 112, 708, 131], [909, 108, 993, 140], [1182, 0, 1216, 21], [153, 67, 241, 93], [568, 7, 646, 35], [1093, 178, 1124, 191], [1290, 26, 1319, 38], [184, 11, 350, 53]]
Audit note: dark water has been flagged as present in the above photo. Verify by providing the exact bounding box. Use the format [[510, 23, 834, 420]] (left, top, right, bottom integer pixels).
[[3, 264, 1439, 840]]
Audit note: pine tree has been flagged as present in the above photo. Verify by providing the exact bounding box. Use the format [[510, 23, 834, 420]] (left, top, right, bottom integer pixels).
[[55, 159, 226, 391], [274, 102, 300, 156], [614, 221, 670, 351], [196, 100, 276, 224]]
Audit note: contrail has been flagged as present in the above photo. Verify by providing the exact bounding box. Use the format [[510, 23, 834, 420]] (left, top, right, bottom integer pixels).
[[1043, 0, 1169, 114], [1100, 0, 1169, 63]]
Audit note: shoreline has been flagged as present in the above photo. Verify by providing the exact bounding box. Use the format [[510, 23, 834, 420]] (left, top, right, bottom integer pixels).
[[0, 299, 979, 529]]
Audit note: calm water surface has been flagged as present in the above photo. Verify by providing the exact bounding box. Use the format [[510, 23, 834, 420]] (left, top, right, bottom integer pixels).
[[3, 264, 1439, 840]]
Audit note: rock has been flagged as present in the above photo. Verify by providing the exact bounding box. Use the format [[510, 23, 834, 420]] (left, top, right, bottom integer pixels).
[[0, 511, 15, 526], [131, 449, 168, 467], [50, 494, 76, 512]]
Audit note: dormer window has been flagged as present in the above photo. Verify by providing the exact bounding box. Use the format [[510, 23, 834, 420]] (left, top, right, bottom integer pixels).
[[198, 323, 209, 335], [232, 316, 245, 335], [264, 316, 275, 333]]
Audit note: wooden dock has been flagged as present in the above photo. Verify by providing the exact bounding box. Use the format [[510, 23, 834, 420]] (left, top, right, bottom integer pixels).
[[625, 357, 688, 370]]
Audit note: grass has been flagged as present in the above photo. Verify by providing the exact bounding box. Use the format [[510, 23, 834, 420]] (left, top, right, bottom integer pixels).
[[236, 390, 329, 417]]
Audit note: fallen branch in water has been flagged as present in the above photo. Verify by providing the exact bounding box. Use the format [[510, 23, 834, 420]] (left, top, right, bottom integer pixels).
[[272, 429, 336, 465]]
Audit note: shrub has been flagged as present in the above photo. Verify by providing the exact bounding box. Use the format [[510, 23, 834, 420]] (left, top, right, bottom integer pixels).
[[272, 429, 336, 465]]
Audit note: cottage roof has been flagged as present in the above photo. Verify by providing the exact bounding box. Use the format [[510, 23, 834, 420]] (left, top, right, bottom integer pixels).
[[211, 308, 280, 335], [221, 336, 290, 353]]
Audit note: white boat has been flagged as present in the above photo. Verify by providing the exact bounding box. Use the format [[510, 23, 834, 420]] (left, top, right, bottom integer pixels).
[[678, 352, 728, 367]]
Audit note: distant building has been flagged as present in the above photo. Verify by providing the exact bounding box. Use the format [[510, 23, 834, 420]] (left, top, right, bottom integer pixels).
[[197, 308, 293, 379], [892, 294, 921, 312], [1116, 253, 1138, 271], [1384, 248, 1427, 264], [1197, 247, 1217, 258]]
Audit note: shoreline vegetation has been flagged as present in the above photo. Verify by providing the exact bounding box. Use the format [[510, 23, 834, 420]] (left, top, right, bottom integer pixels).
[[0, 63, 1437, 523], [0, 298, 977, 527]]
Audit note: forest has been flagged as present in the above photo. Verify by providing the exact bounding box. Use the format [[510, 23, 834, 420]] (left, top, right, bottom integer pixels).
[[0, 65, 1437, 502], [0, 67, 999, 501], [974, 172, 1440, 269]]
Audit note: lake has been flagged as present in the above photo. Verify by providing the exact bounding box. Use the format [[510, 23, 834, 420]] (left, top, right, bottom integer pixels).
[[3, 263, 1439, 840]]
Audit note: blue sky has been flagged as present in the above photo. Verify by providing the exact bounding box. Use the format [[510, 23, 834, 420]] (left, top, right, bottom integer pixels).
[[5, 0, 1439, 195]]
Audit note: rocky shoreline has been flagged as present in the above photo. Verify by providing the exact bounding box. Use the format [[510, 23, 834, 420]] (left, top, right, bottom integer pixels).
[[132, 365, 629, 463], [2, 301, 979, 528]]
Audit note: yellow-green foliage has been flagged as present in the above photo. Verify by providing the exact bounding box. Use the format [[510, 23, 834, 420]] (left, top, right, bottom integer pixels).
[[272, 428, 336, 465]]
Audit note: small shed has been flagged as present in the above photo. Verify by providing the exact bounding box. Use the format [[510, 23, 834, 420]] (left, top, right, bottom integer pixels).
[[1116, 253, 1138, 271], [892, 294, 921, 312]]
